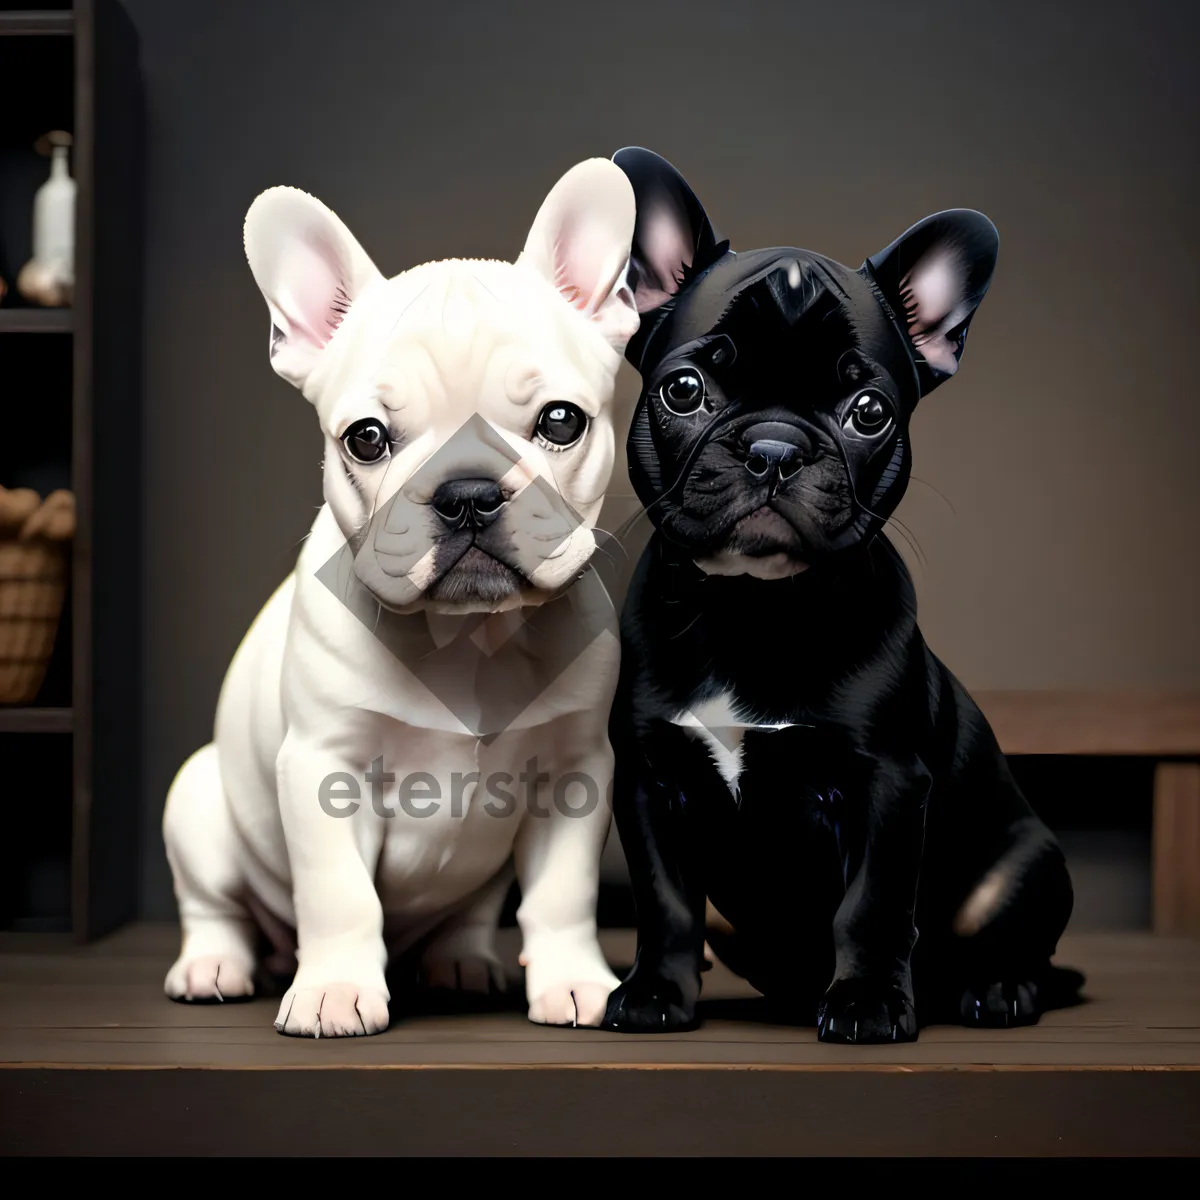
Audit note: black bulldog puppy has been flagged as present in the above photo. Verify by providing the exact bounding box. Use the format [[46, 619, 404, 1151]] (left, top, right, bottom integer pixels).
[[603, 148, 1081, 1043]]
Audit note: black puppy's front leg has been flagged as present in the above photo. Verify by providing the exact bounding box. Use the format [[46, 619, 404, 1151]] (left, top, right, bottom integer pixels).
[[818, 754, 930, 1045], [603, 761, 706, 1033]]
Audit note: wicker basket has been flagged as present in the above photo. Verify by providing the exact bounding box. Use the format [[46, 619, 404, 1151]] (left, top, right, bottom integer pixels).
[[0, 487, 74, 705], [0, 540, 68, 704]]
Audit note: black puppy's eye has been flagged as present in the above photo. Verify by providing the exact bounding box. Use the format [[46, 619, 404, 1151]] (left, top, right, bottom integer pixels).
[[536, 402, 587, 448], [847, 390, 892, 437], [341, 418, 392, 464], [658, 369, 706, 416]]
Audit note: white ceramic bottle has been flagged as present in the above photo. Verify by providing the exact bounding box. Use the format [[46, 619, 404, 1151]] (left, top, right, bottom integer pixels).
[[17, 131, 76, 307]]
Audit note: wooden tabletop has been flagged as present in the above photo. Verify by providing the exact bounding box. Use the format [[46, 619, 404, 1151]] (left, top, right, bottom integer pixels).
[[2, 924, 1198, 1155]]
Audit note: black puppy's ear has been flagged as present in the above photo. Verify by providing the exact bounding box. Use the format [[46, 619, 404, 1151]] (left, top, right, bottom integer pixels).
[[861, 209, 998, 396], [612, 147, 724, 316]]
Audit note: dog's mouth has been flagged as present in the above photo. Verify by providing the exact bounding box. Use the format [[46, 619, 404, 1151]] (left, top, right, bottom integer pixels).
[[722, 507, 807, 559], [358, 521, 593, 615], [691, 506, 811, 579], [425, 544, 526, 605]]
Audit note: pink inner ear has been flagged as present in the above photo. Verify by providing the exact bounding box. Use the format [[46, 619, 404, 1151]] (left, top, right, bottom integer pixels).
[[903, 250, 960, 328], [634, 200, 694, 311], [900, 246, 971, 376], [551, 211, 628, 316], [551, 212, 589, 310], [286, 233, 349, 347]]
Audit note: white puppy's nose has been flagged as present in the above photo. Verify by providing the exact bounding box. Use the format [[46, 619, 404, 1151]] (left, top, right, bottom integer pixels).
[[431, 478, 507, 531]]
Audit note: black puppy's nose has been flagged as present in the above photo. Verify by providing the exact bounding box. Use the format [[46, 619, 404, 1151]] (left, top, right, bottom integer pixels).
[[741, 422, 811, 481], [431, 478, 507, 530], [746, 440, 797, 479]]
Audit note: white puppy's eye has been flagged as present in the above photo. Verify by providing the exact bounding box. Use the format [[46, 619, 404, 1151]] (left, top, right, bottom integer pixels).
[[535, 402, 587, 449], [341, 418, 391, 464], [658, 368, 705, 416]]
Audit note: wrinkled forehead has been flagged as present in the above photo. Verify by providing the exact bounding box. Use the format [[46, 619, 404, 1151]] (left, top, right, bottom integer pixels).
[[648, 249, 909, 387], [318, 261, 614, 415]]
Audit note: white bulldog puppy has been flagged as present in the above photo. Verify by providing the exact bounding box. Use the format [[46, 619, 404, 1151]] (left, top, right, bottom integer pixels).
[[163, 159, 639, 1037]]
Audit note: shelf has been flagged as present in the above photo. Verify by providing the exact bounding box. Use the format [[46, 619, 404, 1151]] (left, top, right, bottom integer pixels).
[[0, 0, 144, 943], [0, 308, 73, 333], [0, 707, 72, 733], [0, 10, 74, 36]]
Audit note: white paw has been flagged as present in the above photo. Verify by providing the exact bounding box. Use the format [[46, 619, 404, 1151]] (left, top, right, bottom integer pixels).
[[422, 951, 507, 995], [528, 980, 614, 1028], [274, 982, 390, 1038], [165, 954, 255, 1002]]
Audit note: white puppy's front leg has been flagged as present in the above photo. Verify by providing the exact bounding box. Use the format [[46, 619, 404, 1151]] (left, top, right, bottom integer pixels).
[[515, 739, 619, 1028], [274, 733, 390, 1037]]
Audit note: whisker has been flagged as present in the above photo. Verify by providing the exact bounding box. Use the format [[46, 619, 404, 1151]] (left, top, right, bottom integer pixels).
[[615, 505, 654, 542], [908, 475, 957, 517], [885, 516, 927, 570], [590, 525, 633, 556], [587, 543, 624, 570], [670, 612, 701, 640]]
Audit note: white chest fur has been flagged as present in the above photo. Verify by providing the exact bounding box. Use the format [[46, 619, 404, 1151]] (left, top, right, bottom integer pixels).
[[669, 691, 798, 798]]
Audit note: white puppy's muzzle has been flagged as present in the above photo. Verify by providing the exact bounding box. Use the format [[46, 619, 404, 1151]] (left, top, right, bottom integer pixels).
[[349, 426, 597, 614]]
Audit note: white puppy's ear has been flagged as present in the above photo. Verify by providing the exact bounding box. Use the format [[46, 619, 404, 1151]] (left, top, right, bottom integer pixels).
[[243, 187, 384, 390], [519, 159, 640, 353]]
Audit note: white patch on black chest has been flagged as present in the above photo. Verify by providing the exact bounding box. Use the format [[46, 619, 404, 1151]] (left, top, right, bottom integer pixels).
[[669, 691, 797, 799]]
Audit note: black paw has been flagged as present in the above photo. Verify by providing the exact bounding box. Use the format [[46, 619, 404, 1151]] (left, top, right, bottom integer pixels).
[[603, 977, 698, 1033], [817, 977, 918, 1044], [960, 978, 1041, 1028]]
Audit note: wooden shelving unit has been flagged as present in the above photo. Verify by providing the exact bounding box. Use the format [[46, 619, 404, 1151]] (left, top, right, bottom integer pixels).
[[0, 9, 73, 36], [0, 307, 73, 331], [0, 1, 142, 940], [0, 707, 73, 734]]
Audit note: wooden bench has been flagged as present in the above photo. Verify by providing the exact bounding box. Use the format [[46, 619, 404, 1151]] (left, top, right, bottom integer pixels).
[[976, 690, 1200, 934]]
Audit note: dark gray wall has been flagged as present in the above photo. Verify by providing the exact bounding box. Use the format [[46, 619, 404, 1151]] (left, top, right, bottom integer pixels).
[[123, 0, 1199, 919]]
